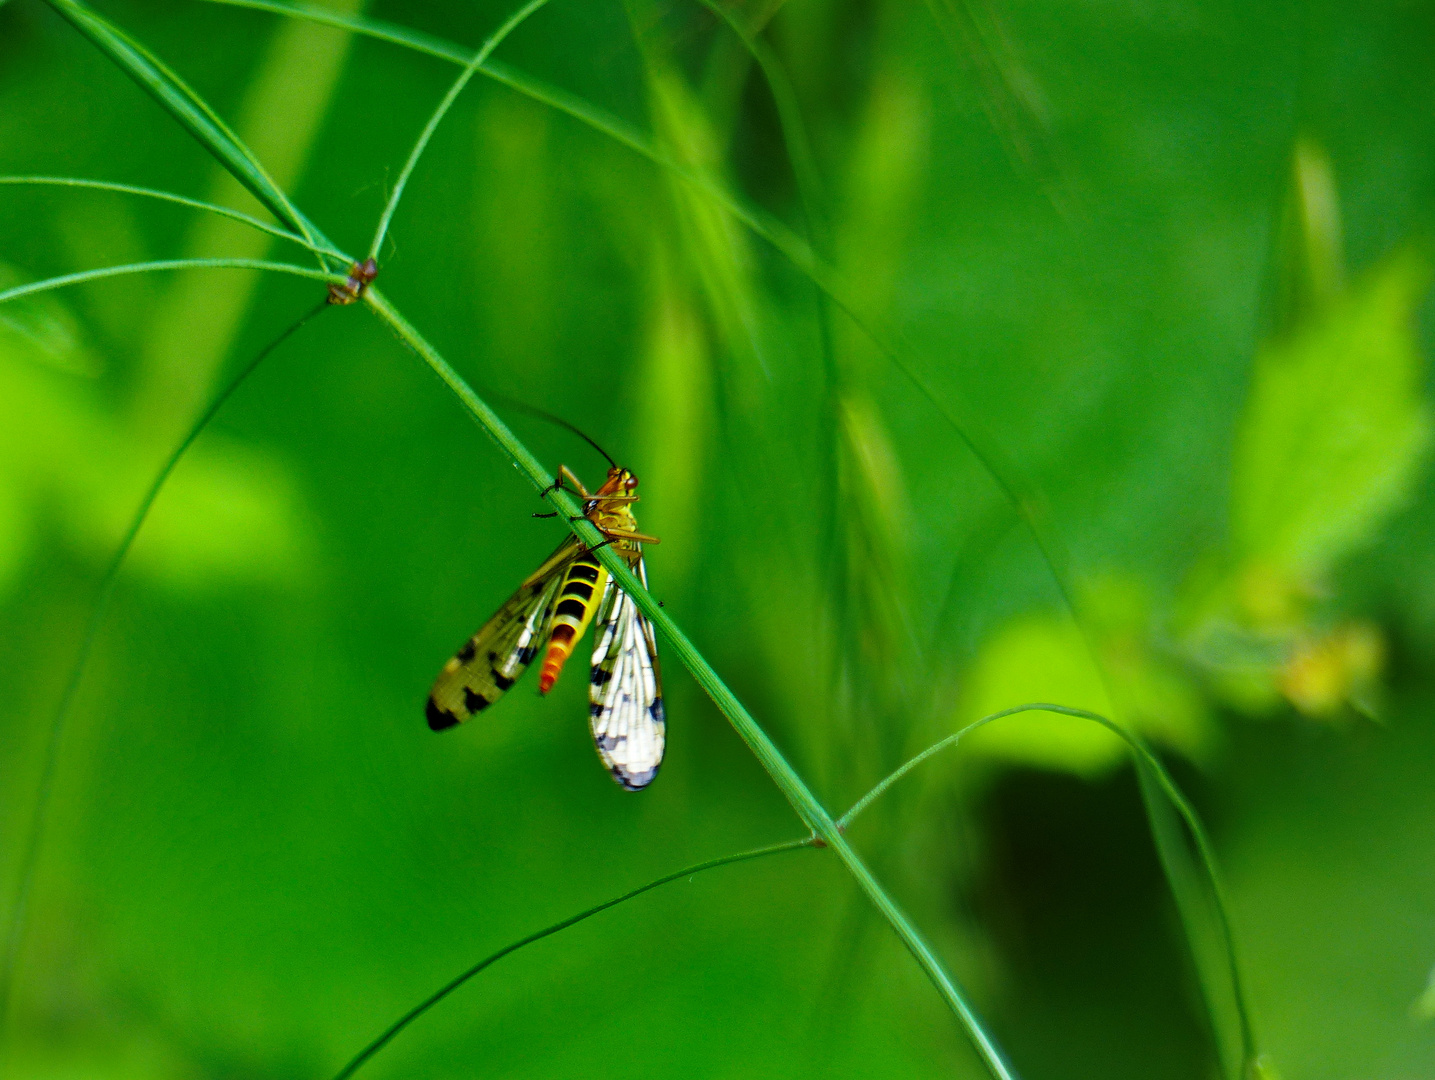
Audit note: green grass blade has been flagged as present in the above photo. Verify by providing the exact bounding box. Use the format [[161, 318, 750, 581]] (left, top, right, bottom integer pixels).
[[204, 0, 472, 64], [0, 259, 341, 305], [362, 288, 1019, 1080], [0, 301, 330, 1037], [1134, 763, 1247, 1079], [200, 0, 697, 177], [0, 176, 346, 260], [366, 0, 553, 262], [839, 702, 1260, 1074], [330, 838, 814, 1080], [43, 0, 340, 270], [692, 0, 826, 239]]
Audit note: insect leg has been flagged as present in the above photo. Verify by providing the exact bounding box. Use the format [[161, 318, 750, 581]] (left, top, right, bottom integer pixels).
[[560, 465, 593, 498], [598, 527, 661, 545], [538, 464, 595, 500]]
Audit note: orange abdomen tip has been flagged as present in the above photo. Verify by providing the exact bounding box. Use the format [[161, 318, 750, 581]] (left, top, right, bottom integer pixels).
[[539, 625, 576, 694]]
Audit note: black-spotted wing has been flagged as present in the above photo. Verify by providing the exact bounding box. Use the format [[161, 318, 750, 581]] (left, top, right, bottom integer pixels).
[[427, 538, 580, 731], [588, 558, 665, 789]]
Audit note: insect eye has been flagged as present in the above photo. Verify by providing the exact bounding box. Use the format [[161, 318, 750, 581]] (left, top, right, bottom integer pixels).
[[625, 476, 639, 491]]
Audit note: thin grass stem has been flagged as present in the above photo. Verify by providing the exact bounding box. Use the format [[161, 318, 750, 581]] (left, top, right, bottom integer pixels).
[[838, 702, 1259, 1071], [690, 3, 851, 772], [0, 302, 330, 1037], [203, 0, 476, 64], [366, 0, 553, 262], [329, 838, 814, 1080], [0, 176, 347, 261], [0, 258, 341, 305]]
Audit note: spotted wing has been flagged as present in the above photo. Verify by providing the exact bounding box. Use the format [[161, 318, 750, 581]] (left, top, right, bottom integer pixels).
[[588, 559, 665, 790], [427, 538, 579, 731]]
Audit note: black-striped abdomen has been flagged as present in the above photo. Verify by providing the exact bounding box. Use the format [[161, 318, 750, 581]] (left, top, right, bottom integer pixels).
[[537, 555, 608, 693]]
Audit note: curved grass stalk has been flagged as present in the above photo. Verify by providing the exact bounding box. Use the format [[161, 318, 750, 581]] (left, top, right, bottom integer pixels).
[[0, 301, 330, 1035], [203, 0, 487, 64], [45, 0, 334, 272], [0, 177, 347, 261], [335, 698, 1256, 1080], [330, 838, 814, 1080], [0, 258, 342, 306], [366, 0, 554, 262], [362, 290, 1017, 1080], [839, 702, 1259, 1073]]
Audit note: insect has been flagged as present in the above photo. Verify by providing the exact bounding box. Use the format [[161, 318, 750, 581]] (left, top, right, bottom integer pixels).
[[327, 257, 378, 305], [426, 460, 666, 790]]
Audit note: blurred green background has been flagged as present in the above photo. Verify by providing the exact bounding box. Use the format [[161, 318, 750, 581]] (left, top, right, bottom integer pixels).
[[2, 0, 1433, 1076]]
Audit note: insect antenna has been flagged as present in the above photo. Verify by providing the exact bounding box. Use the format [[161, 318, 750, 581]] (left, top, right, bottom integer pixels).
[[487, 393, 618, 468]]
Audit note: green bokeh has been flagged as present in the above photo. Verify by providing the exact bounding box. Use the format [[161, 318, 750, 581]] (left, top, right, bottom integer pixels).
[[1, 0, 1432, 1077]]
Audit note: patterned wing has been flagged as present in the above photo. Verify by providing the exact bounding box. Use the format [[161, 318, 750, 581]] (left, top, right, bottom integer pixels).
[[588, 559, 665, 790], [427, 539, 580, 731]]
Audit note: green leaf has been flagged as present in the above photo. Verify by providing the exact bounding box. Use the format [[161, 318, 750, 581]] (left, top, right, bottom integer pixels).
[[1231, 251, 1432, 579]]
